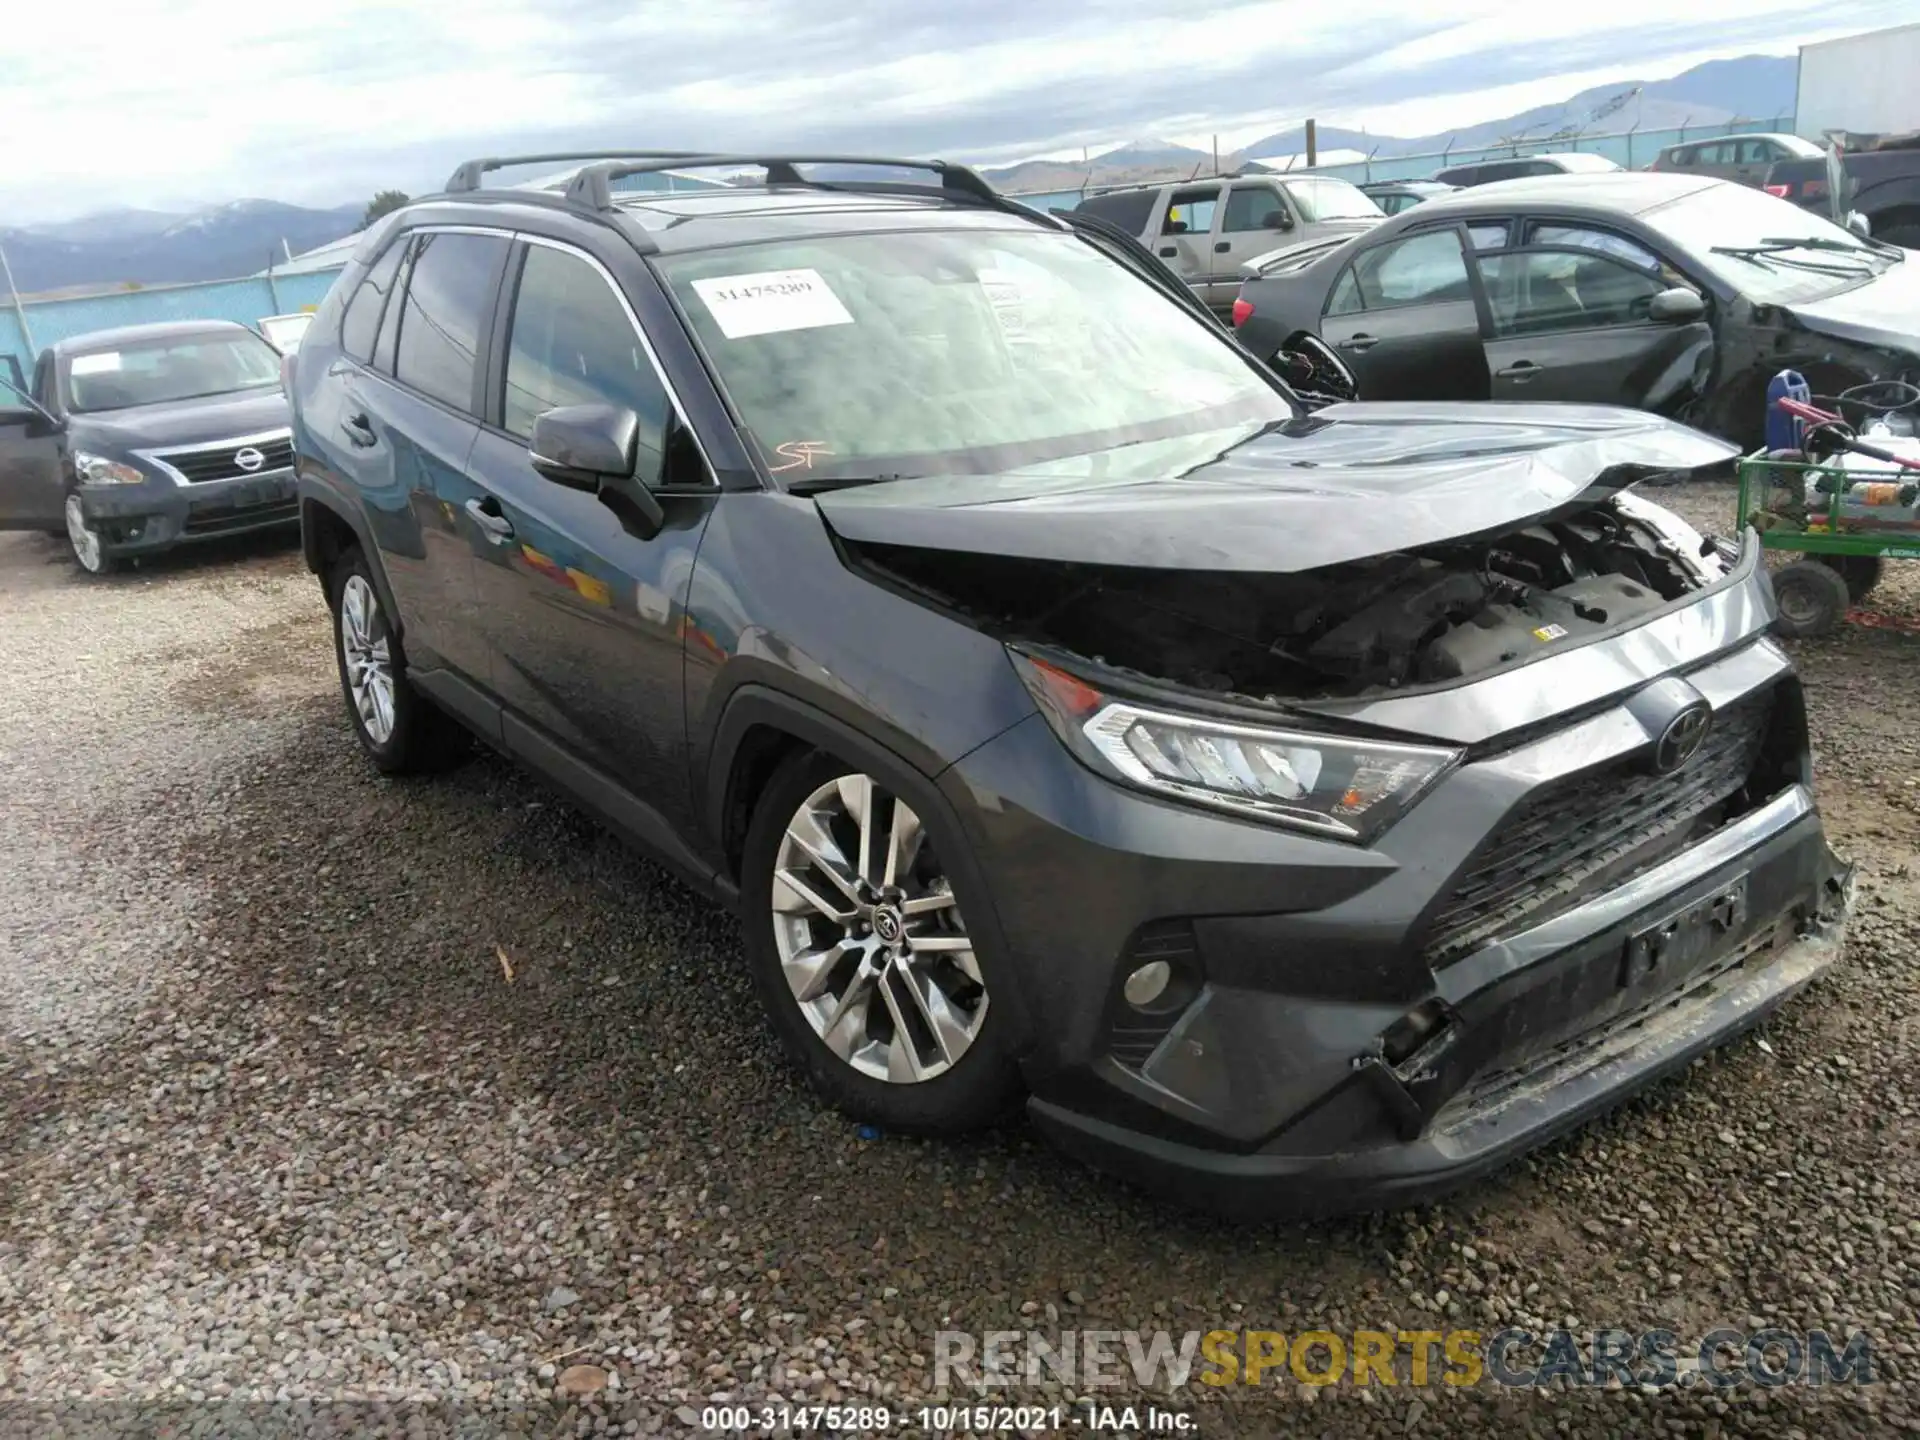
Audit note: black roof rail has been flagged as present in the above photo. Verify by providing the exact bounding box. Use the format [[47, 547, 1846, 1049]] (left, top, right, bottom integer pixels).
[[563, 154, 1057, 226], [443, 150, 705, 194]]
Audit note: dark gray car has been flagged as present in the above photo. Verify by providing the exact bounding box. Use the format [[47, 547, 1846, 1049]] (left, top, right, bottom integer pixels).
[[288, 152, 1850, 1216], [0, 320, 297, 573], [1233, 171, 1918, 442]]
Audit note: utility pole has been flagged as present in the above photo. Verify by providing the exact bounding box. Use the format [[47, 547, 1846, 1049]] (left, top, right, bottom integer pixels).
[[0, 239, 35, 356], [1306, 118, 1318, 168], [1212, 134, 1219, 176]]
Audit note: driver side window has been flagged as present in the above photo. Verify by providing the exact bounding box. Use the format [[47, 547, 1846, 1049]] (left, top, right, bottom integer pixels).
[[502, 244, 668, 446], [1477, 249, 1668, 336]]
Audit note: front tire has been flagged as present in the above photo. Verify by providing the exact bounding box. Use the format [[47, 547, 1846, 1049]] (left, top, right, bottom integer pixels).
[[64, 492, 116, 575], [328, 548, 463, 773], [739, 749, 1022, 1134]]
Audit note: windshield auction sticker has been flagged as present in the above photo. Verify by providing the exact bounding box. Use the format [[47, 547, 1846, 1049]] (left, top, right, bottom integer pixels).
[[691, 268, 855, 339]]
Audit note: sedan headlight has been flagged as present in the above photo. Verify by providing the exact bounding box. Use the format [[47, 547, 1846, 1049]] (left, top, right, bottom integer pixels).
[[1013, 652, 1459, 842], [74, 452, 147, 486]]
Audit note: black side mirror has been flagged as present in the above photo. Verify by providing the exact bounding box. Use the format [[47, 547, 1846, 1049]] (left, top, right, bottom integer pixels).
[[1262, 212, 1292, 230], [530, 403, 665, 541], [1647, 287, 1706, 324]]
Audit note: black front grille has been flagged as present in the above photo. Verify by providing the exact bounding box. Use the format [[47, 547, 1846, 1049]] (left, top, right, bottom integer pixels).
[[183, 498, 298, 536], [1420, 691, 1777, 966], [160, 435, 294, 483]]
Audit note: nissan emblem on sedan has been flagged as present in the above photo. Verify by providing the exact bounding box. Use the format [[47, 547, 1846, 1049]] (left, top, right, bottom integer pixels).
[[285, 149, 1853, 1217], [233, 446, 266, 472], [1654, 704, 1714, 774]]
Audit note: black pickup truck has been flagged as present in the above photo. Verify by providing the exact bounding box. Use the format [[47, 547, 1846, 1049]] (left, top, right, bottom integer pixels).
[[1765, 134, 1920, 248]]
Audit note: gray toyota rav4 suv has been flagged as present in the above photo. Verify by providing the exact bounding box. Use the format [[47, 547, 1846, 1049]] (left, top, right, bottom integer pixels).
[[287, 151, 1851, 1215]]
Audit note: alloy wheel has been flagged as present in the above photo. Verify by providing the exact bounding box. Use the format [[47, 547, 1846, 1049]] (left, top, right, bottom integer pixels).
[[770, 773, 988, 1083], [64, 493, 105, 574], [339, 574, 396, 744]]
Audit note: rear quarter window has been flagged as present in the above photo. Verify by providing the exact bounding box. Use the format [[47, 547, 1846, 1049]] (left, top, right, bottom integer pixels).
[[1075, 190, 1156, 235]]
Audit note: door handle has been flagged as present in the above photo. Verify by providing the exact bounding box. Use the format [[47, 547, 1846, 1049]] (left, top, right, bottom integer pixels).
[[1214, 240, 1231, 253], [1158, 244, 1178, 257], [1335, 333, 1378, 353], [464, 497, 515, 543], [1496, 360, 1540, 381], [342, 412, 376, 448]]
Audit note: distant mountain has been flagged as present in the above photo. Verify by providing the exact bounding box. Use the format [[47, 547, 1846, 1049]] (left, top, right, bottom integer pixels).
[[1240, 55, 1798, 163], [981, 138, 1219, 194], [984, 54, 1802, 197], [1, 199, 362, 295]]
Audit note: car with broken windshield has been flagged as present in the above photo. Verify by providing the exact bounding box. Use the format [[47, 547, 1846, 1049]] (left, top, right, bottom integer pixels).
[[287, 151, 1851, 1215], [1232, 171, 1916, 444]]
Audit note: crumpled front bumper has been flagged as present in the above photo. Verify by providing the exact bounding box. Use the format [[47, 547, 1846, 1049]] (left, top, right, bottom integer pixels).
[[1028, 786, 1851, 1218], [79, 470, 298, 556]]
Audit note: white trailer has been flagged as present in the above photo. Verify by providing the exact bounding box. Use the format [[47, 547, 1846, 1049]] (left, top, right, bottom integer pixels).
[[1795, 22, 1920, 141]]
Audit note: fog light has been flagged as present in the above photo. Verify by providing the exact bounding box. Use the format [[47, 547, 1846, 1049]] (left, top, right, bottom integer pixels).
[[1123, 960, 1172, 1008]]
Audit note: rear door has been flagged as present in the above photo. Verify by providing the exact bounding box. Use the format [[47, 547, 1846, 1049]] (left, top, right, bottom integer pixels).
[[1153, 185, 1222, 302], [1477, 224, 1712, 409], [1213, 183, 1295, 308], [1317, 225, 1490, 400], [343, 228, 508, 683], [0, 355, 65, 532]]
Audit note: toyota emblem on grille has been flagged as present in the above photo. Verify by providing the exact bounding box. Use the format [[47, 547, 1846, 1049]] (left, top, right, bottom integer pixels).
[[232, 446, 266, 473], [1652, 702, 1713, 775]]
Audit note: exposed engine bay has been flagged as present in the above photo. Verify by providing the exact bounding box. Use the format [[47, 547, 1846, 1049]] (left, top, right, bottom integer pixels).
[[849, 500, 1708, 700]]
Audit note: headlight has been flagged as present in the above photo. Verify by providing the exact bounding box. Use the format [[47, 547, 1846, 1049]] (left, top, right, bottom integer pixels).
[[1013, 652, 1459, 843], [74, 452, 146, 486]]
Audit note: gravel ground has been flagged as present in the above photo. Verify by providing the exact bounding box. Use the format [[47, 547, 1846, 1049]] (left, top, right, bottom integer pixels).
[[1, 487, 1917, 1439]]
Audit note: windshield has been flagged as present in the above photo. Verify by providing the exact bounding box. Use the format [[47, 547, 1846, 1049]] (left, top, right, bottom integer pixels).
[[657, 229, 1290, 482], [1282, 177, 1384, 221], [64, 331, 282, 413], [1643, 183, 1899, 303]]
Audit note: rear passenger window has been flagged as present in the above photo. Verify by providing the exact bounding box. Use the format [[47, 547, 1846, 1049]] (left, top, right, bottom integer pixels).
[[393, 232, 509, 411], [502, 244, 668, 445], [1163, 187, 1220, 236], [1341, 230, 1472, 313], [340, 241, 405, 363]]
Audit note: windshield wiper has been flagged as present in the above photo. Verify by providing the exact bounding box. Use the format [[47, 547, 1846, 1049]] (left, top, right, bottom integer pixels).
[[1709, 243, 1876, 279], [1756, 234, 1880, 256]]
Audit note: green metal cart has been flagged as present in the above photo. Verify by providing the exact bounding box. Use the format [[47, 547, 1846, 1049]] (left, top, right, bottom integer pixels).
[[1734, 448, 1920, 638]]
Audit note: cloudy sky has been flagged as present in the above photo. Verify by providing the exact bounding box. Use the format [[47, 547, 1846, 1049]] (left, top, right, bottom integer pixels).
[[1, 0, 1913, 222]]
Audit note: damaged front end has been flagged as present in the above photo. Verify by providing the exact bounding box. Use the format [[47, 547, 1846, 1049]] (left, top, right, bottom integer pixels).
[[848, 489, 1717, 704], [818, 404, 1852, 1213]]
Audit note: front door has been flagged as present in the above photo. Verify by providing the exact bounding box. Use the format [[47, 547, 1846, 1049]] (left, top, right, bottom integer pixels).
[[1318, 226, 1489, 401], [0, 363, 65, 532], [1153, 185, 1222, 303], [465, 239, 715, 835], [1477, 228, 1714, 411]]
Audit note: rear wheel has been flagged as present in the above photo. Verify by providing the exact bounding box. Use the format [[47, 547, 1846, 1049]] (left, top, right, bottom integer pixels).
[[739, 749, 1021, 1134], [328, 548, 464, 773], [1771, 559, 1851, 639]]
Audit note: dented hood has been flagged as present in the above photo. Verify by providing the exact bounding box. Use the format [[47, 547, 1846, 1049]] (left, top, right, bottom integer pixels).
[[815, 402, 1735, 572]]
